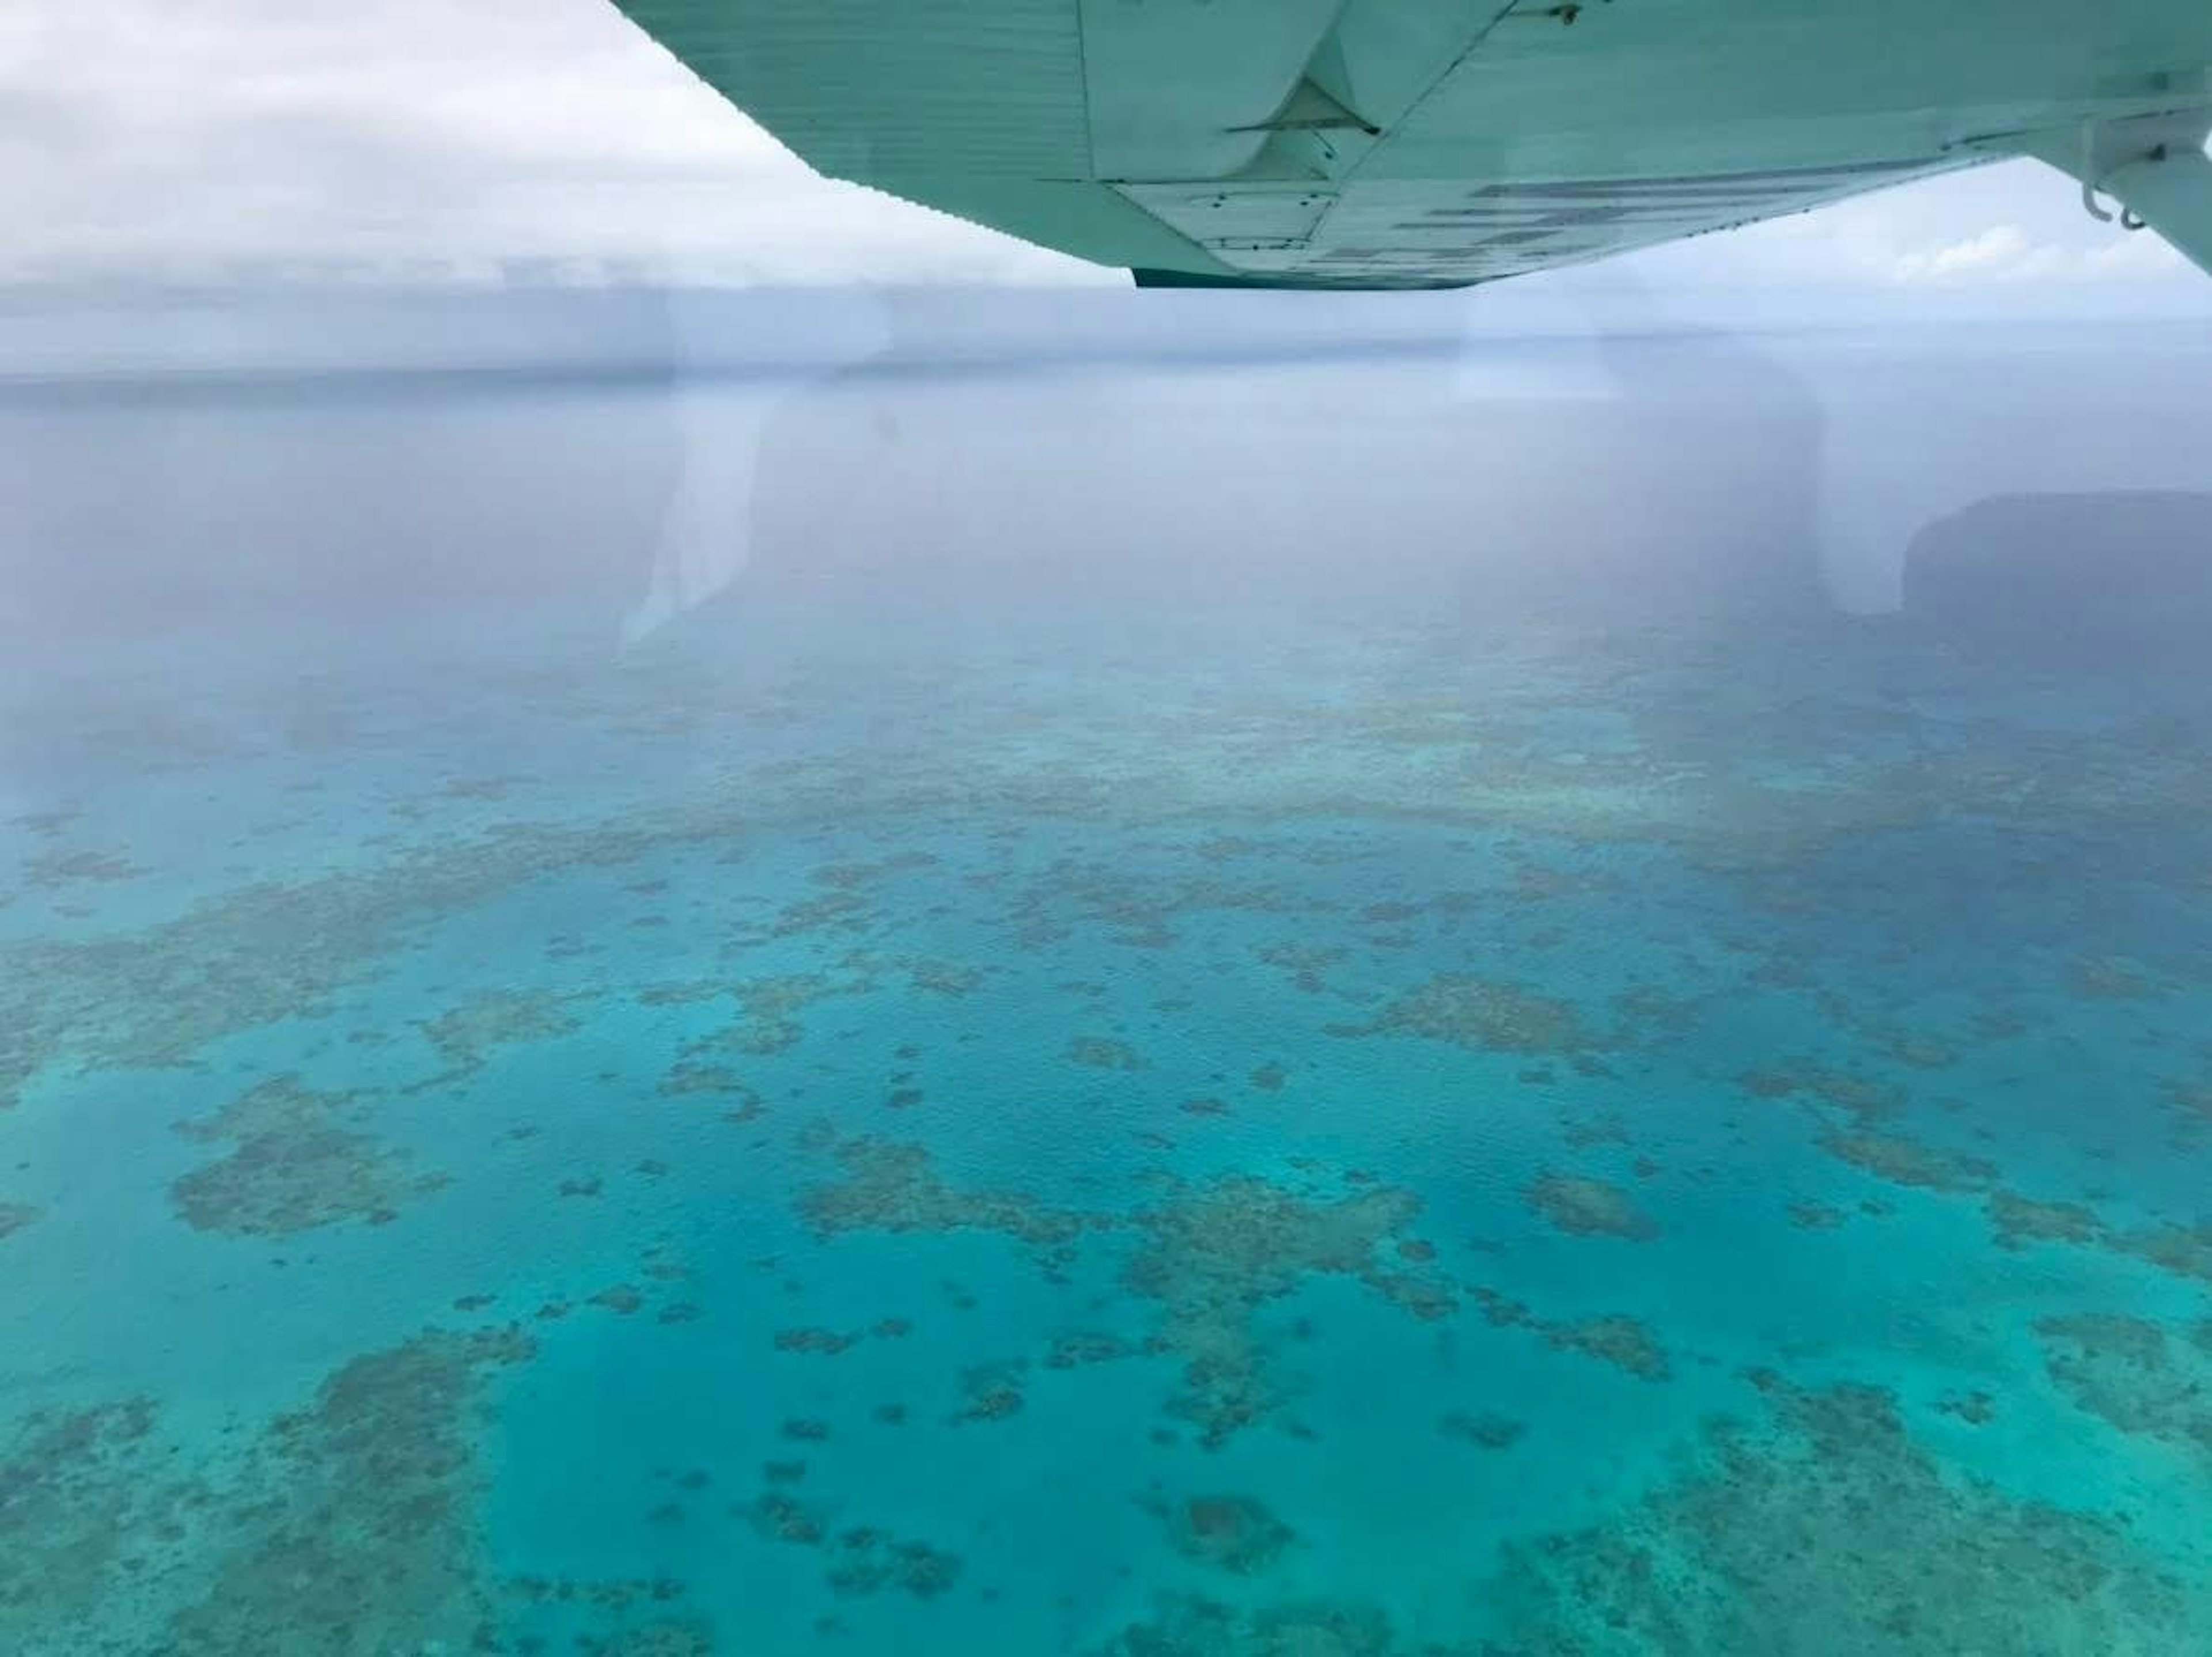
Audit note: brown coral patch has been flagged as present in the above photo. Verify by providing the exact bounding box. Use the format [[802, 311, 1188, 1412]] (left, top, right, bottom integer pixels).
[[1525, 1173, 1659, 1241], [1127, 1173, 1450, 1446], [796, 1139, 1087, 1253], [1255, 942, 1347, 994], [1146, 1492, 1297, 1575], [1068, 1035, 1146, 1071], [1542, 1314, 1673, 1382], [0, 1326, 537, 1653], [1479, 1367, 2211, 1651], [408, 988, 586, 1090], [1439, 1410, 1527, 1450], [2117, 1220, 2212, 1284], [1472, 1290, 1672, 1383], [171, 1074, 445, 1237], [1095, 1594, 1396, 1656], [743, 1482, 961, 1600], [1987, 1190, 2107, 1251], [1343, 973, 1597, 1054], [2038, 1314, 2212, 1464], [1816, 1129, 1995, 1193]]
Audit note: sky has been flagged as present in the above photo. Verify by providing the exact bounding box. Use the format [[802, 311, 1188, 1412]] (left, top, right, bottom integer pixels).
[[2, 0, 2206, 308]]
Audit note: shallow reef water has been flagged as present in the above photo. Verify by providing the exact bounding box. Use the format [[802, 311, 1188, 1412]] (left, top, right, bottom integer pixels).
[[5, 598, 2212, 1655]]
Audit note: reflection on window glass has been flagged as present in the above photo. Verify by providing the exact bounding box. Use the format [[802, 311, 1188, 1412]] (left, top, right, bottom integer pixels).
[[5, 4, 2212, 1653]]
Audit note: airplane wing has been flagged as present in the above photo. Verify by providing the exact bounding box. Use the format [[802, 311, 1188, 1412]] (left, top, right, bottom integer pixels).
[[612, 0, 2212, 290]]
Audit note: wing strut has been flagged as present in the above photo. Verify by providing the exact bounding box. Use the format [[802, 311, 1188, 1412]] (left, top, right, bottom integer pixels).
[[2024, 109, 2212, 277]]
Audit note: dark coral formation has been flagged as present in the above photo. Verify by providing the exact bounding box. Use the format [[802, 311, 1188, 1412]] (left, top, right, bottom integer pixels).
[[1476, 1367, 2212, 1651], [1473, 1291, 1673, 1383], [1126, 1173, 1453, 1446], [0, 1327, 537, 1654], [1543, 1314, 1673, 1383], [2038, 1314, 2212, 1464], [573, 1620, 715, 1657], [2069, 954, 2158, 1000], [410, 987, 586, 1089], [2117, 1221, 2212, 1286], [775, 1327, 859, 1356], [713, 973, 846, 1056], [22, 848, 143, 888], [1068, 1035, 1147, 1071], [1438, 1410, 1527, 1450], [1, 812, 683, 1110], [1817, 1128, 1996, 1193], [1738, 1061, 1903, 1121], [1524, 1173, 1658, 1241], [742, 1483, 962, 1599], [0, 1397, 181, 1641], [0, 1202, 37, 1241], [798, 1142, 1448, 1447], [1341, 974, 1596, 1054], [1094, 1594, 1401, 1657], [1937, 1390, 1997, 1427], [1255, 941, 1347, 994], [1146, 1492, 1297, 1575], [952, 1362, 1028, 1424], [165, 1328, 536, 1654], [1987, 1190, 2106, 1250], [1043, 1331, 1139, 1369], [796, 1138, 1087, 1253], [171, 1074, 445, 1236]]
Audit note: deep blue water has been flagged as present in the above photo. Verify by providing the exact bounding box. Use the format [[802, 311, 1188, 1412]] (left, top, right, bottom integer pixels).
[[4, 326, 2212, 1655]]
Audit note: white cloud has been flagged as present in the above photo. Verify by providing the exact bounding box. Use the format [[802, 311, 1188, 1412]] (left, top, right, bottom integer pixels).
[[0, 0, 1107, 286], [1891, 222, 2032, 283], [1884, 218, 2188, 286]]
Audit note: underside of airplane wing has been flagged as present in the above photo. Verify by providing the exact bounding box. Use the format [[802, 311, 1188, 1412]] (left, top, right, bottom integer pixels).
[[612, 0, 2212, 290]]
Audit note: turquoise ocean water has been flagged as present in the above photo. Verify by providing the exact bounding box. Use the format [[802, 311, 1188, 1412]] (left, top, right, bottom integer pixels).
[[5, 344, 2212, 1655]]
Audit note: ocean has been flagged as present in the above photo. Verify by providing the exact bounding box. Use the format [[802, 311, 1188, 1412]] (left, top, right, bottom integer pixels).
[[3, 289, 2211, 1655]]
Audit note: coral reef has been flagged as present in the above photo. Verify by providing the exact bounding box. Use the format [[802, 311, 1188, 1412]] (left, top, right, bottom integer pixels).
[[1145, 1492, 1297, 1575], [573, 1620, 715, 1657], [1476, 1367, 2212, 1652], [1543, 1314, 1673, 1383], [2116, 1220, 2212, 1285], [0, 1202, 37, 1241], [1816, 1128, 1995, 1193], [171, 1074, 445, 1236], [797, 1138, 1088, 1253], [742, 1482, 963, 1599], [1524, 1173, 1658, 1241], [1472, 1291, 1672, 1382], [798, 1143, 1449, 1446], [1987, 1190, 2106, 1250], [1044, 1332, 1139, 1368], [1093, 1593, 1403, 1657], [1339, 974, 1596, 1054], [1786, 1200, 1848, 1231], [0, 1326, 538, 1654], [1069, 1036, 1147, 1071], [1255, 941, 1348, 994], [1126, 1173, 1451, 1446], [952, 1361, 1028, 1424], [2038, 1314, 2212, 1463], [1438, 1410, 1527, 1450], [410, 987, 586, 1089], [707, 974, 847, 1056]]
